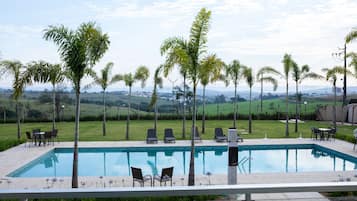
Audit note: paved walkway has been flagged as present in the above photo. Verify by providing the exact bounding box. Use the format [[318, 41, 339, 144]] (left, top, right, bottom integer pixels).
[[1, 138, 357, 200]]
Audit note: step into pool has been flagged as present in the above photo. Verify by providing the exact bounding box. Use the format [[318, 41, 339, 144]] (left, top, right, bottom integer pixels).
[[8, 144, 357, 177]]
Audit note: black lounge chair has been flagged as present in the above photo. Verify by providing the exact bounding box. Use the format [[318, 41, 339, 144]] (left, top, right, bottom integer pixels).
[[154, 167, 173, 186], [146, 128, 158, 144], [192, 126, 202, 142], [164, 128, 176, 143], [214, 128, 227, 142], [131, 167, 152, 187]]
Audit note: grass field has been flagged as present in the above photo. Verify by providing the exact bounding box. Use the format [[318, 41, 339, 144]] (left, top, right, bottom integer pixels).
[[198, 98, 339, 116], [1, 120, 355, 143]]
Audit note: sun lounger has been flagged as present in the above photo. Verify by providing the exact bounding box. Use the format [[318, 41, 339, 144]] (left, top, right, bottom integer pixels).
[[214, 128, 227, 142], [164, 128, 176, 143], [146, 128, 158, 144]]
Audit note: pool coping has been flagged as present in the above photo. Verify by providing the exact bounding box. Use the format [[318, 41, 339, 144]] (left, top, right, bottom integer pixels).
[[1, 138, 357, 189]]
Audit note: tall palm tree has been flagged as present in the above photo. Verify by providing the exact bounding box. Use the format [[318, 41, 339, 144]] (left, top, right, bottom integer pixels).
[[225, 60, 242, 128], [198, 55, 224, 133], [291, 62, 323, 132], [256, 66, 281, 113], [282, 54, 293, 137], [161, 38, 190, 139], [0, 60, 26, 140], [160, 8, 216, 186], [119, 66, 149, 140], [88, 62, 120, 136], [322, 67, 349, 129], [242, 66, 254, 133], [150, 66, 163, 131], [44, 22, 110, 188], [25, 61, 66, 133]]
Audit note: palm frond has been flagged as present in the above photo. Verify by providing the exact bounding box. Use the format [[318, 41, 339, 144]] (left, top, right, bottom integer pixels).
[[260, 76, 278, 91], [189, 8, 211, 59], [282, 54, 293, 78], [346, 30, 357, 44], [134, 66, 150, 88], [256, 66, 281, 80], [299, 72, 323, 83]]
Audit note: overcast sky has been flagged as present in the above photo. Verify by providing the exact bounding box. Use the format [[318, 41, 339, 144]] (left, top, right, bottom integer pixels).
[[1, 0, 357, 92]]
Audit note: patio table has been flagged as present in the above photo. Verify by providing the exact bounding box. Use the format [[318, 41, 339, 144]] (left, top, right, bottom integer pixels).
[[318, 128, 332, 140], [33, 132, 45, 146]]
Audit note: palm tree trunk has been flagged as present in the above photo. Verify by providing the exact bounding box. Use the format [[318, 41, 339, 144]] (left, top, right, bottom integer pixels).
[[102, 90, 106, 136], [72, 88, 80, 188], [333, 83, 337, 129], [249, 87, 252, 133], [233, 82, 237, 128], [188, 84, 196, 186], [126, 86, 131, 140], [260, 78, 263, 113], [201, 85, 206, 134], [16, 100, 21, 140], [285, 80, 289, 137], [52, 84, 56, 132], [154, 103, 158, 131], [182, 74, 186, 139], [295, 81, 298, 133]]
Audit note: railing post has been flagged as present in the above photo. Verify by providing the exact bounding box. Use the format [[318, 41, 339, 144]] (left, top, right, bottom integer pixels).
[[245, 193, 252, 201]]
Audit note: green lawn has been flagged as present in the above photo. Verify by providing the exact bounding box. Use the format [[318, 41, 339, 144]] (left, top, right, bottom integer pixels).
[[0, 120, 355, 143], [198, 98, 339, 116]]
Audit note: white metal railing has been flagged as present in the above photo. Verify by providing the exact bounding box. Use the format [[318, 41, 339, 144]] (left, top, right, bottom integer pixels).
[[0, 182, 357, 199]]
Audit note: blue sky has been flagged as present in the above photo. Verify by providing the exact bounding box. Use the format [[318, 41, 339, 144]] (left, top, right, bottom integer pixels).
[[1, 0, 357, 92]]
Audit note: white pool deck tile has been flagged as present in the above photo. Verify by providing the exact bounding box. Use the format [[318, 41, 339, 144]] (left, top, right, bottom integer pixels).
[[0, 138, 356, 200]]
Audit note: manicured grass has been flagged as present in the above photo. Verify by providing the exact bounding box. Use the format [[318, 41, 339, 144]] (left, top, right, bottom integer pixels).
[[198, 98, 339, 116], [0, 120, 355, 143]]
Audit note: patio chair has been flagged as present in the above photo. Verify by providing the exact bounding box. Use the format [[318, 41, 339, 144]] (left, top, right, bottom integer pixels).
[[153, 167, 173, 186], [44, 131, 52, 145], [192, 126, 202, 142], [164, 128, 176, 143], [327, 127, 337, 141], [214, 128, 227, 142], [25, 131, 33, 147], [311, 127, 321, 140], [146, 128, 158, 144], [131, 167, 152, 187], [51, 129, 59, 144]]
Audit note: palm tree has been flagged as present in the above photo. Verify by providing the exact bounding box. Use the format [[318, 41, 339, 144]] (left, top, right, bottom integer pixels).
[[150, 66, 163, 131], [161, 38, 190, 139], [282, 54, 293, 137], [198, 55, 224, 133], [291, 62, 323, 133], [43, 22, 110, 188], [88, 62, 120, 136], [119, 66, 149, 140], [256, 66, 281, 113], [224, 60, 242, 128], [0, 60, 26, 140], [25, 61, 66, 133], [322, 67, 349, 129], [160, 8, 216, 186], [242, 66, 254, 133]]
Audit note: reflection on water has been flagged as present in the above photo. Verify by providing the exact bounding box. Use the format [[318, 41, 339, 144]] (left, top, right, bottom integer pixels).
[[10, 145, 357, 177]]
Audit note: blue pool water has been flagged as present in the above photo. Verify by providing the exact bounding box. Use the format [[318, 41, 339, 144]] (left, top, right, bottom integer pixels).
[[8, 144, 357, 177]]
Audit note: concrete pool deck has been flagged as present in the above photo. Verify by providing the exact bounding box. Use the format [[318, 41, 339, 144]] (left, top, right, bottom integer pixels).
[[0, 138, 356, 200]]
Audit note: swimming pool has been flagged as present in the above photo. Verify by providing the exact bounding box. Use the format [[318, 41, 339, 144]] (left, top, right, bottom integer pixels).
[[8, 144, 357, 178]]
